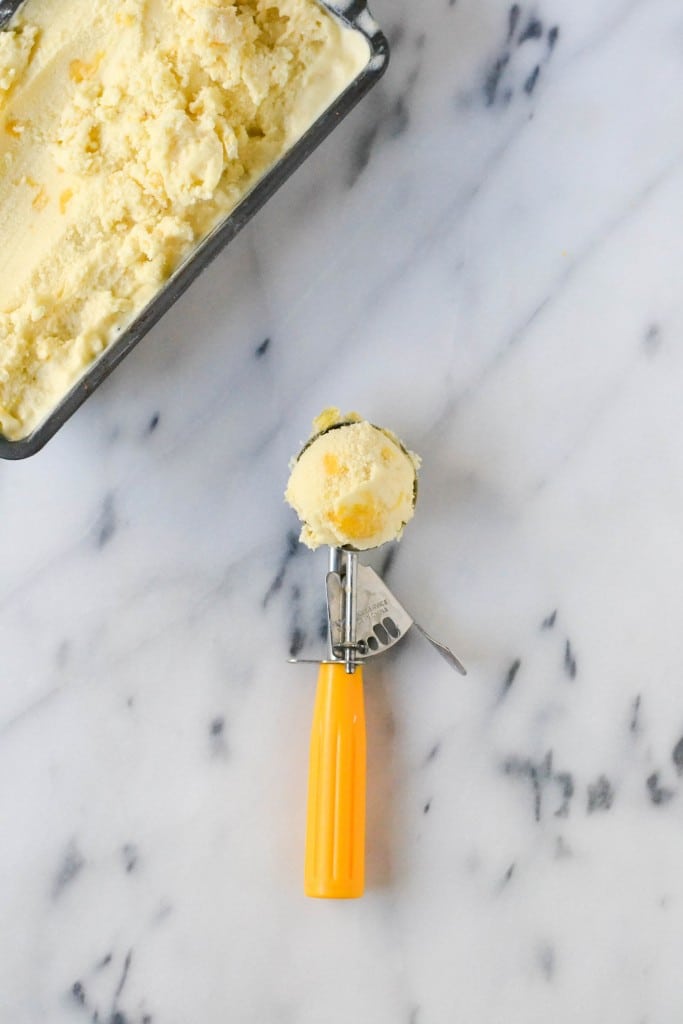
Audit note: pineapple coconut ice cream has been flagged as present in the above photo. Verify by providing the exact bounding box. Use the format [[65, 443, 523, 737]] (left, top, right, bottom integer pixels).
[[286, 408, 421, 551], [0, 0, 368, 439]]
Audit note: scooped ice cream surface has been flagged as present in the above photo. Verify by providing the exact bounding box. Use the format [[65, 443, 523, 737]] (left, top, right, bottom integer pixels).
[[285, 408, 420, 551], [0, 0, 369, 439]]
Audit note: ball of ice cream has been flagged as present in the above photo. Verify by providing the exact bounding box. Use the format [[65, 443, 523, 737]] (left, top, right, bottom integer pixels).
[[285, 408, 420, 550]]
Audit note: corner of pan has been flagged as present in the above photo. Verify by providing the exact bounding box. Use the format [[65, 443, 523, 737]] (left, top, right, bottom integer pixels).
[[0, 0, 390, 459], [329, 0, 390, 75]]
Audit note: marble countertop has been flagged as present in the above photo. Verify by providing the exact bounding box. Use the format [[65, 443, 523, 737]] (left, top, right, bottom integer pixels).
[[3, 0, 683, 1020]]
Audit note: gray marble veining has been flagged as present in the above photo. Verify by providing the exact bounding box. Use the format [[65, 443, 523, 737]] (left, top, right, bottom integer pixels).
[[3, 0, 683, 1021]]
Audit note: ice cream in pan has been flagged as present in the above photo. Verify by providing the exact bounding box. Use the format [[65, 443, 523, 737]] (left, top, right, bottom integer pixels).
[[0, 0, 369, 440], [286, 409, 466, 899]]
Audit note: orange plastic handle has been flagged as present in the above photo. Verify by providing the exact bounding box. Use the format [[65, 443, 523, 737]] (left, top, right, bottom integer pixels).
[[304, 661, 366, 898]]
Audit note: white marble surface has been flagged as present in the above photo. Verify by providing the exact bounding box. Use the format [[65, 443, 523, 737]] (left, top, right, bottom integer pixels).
[[4, 0, 683, 1020]]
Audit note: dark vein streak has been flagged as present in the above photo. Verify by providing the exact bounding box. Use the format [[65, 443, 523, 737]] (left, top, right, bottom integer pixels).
[[113, 949, 133, 1008]]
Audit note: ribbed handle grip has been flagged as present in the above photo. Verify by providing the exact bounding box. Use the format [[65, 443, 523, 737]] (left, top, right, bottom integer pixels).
[[304, 662, 366, 898]]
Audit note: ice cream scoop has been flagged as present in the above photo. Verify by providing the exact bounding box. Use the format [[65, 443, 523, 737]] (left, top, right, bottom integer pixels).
[[286, 409, 466, 899], [285, 408, 420, 550]]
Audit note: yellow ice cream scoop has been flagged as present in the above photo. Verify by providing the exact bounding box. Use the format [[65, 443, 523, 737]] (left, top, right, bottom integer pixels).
[[286, 409, 466, 899]]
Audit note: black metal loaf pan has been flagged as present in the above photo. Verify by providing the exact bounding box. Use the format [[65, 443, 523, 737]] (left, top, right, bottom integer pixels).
[[0, 0, 388, 459]]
